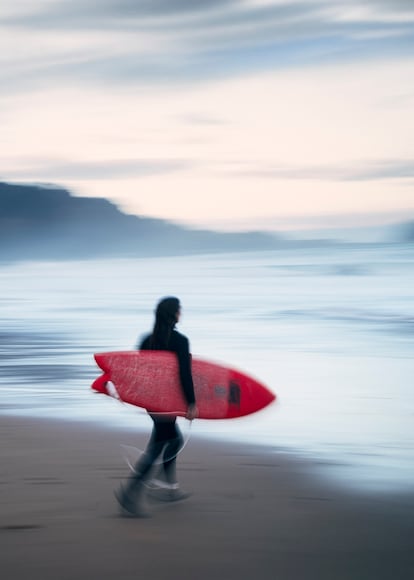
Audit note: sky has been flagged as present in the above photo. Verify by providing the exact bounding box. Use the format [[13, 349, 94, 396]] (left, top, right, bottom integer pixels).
[[1, 0, 414, 234]]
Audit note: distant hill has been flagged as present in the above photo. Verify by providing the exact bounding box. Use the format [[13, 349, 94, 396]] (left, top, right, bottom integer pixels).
[[391, 221, 414, 243], [0, 182, 283, 261], [288, 221, 414, 244]]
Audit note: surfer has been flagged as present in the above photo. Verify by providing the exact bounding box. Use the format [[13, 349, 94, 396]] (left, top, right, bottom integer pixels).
[[115, 296, 198, 517]]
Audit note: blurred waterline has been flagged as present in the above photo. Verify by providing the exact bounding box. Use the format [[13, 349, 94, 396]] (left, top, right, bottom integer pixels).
[[1, 244, 413, 491]]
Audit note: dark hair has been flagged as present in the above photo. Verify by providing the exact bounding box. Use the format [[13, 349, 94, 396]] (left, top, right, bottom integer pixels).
[[150, 296, 180, 349]]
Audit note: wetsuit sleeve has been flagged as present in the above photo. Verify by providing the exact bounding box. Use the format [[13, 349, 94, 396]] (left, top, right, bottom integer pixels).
[[175, 335, 196, 406], [138, 335, 151, 350]]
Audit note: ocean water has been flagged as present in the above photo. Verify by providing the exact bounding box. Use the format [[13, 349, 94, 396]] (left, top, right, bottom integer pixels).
[[1, 243, 413, 491]]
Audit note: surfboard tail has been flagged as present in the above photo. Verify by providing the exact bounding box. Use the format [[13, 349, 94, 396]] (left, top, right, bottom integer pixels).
[[91, 373, 110, 395], [94, 353, 110, 373]]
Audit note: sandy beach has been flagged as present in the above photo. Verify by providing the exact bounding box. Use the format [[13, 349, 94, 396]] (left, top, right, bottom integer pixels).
[[1, 416, 413, 580]]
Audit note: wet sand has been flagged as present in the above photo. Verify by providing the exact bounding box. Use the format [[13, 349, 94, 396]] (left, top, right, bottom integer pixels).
[[1, 416, 413, 580]]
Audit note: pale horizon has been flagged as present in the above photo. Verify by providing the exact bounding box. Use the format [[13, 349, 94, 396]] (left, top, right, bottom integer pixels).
[[1, 1, 414, 234]]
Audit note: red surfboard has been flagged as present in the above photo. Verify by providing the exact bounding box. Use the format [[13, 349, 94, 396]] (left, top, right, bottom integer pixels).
[[92, 351, 275, 420]]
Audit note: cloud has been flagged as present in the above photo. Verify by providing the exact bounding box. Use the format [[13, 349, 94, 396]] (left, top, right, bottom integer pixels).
[[1, 0, 240, 30], [179, 113, 229, 126], [231, 159, 414, 182], [5, 1, 414, 29], [1, 158, 192, 181], [1, 1, 414, 91], [368, 0, 414, 13]]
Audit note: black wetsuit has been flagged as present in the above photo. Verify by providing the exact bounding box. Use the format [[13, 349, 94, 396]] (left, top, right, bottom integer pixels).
[[130, 330, 195, 485], [140, 330, 195, 406]]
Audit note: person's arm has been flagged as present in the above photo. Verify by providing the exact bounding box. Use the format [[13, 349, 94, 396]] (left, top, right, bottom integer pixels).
[[138, 335, 151, 350], [175, 335, 197, 419]]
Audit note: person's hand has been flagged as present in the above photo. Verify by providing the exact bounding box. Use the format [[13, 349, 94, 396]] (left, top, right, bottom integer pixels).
[[186, 404, 198, 421]]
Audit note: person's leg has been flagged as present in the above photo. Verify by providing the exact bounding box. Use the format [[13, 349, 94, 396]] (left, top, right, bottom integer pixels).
[[115, 419, 165, 516], [132, 426, 165, 481], [162, 422, 183, 485], [150, 419, 191, 502]]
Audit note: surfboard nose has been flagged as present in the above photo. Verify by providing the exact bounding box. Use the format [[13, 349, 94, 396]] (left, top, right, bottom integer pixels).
[[227, 373, 276, 418], [251, 382, 276, 414]]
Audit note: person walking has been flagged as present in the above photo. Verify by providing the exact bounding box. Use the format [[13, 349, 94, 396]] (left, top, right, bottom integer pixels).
[[115, 296, 197, 517]]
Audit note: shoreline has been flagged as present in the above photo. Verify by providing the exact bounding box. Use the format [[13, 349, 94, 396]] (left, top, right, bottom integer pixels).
[[2, 406, 414, 495], [1, 415, 414, 580]]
